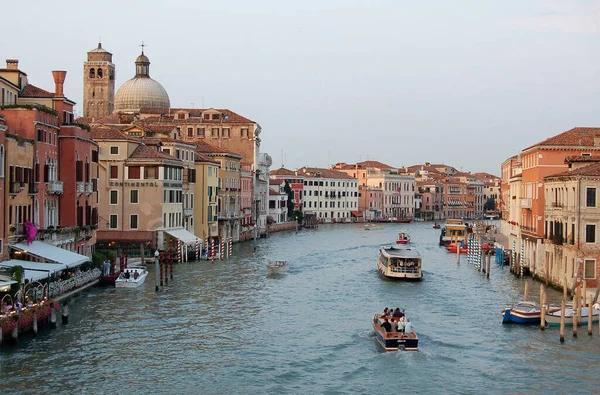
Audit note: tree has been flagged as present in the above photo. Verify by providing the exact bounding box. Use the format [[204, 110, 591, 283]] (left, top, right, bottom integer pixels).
[[484, 197, 496, 212], [284, 180, 295, 218], [293, 209, 304, 224]]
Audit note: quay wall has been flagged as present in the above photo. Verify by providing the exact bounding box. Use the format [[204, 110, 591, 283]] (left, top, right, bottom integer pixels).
[[268, 221, 297, 234]]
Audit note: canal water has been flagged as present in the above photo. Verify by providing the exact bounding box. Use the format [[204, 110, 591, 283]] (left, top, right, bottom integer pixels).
[[1, 223, 599, 394]]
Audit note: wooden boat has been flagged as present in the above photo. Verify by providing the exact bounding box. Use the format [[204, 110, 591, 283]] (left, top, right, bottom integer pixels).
[[378, 246, 423, 280], [115, 266, 148, 288], [439, 219, 467, 246], [502, 301, 541, 324], [544, 304, 600, 326], [396, 232, 410, 244], [99, 260, 120, 286], [372, 314, 418, 351], [267, 260, 289, 274]]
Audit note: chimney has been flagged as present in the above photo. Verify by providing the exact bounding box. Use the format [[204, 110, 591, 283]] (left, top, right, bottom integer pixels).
[[52, 70, 67, 97], [6, 59, 19, 70], [595, 136, 600, 147]]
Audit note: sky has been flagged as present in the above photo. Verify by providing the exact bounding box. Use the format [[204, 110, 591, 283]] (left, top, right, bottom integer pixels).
[[2, 0, 600, 176]]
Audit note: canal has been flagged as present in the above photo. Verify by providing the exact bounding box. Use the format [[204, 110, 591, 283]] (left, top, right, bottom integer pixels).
[[1, 223, 599, 394]]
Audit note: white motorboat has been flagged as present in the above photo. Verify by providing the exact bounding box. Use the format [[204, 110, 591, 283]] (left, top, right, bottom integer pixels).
[[115, 266, 148, 288], [545, 305, 600, 326], [267, 261, 289, 275]]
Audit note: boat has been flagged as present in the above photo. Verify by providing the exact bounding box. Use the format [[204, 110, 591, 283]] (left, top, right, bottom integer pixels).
[[439, 219, 467, 246], [364, 223, 382, 230], [396, 232, 410, 244], [501, 301, 541, 324], [267, 261, 289, 274], [445, 243, 467, 254], [544, 305, 600, 326], [99, 259, 120, 286], [372, 313, 419, 351], [377, 246, 423, 280], [433, 223, 441, 229], [376, 217, 413, 223], [115, 266, 148, 288]]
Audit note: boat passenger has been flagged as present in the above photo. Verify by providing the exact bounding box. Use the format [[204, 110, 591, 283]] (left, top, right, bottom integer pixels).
[[380, 318, 392, 332], [397, 316, 406, 332], [125, 271, 131, 280], [392, 308, 404, 318], [133, 271, 139, 280], [404, 319, 413, 334], [383, 308, 390, 317], [389, 317, 397, 332]]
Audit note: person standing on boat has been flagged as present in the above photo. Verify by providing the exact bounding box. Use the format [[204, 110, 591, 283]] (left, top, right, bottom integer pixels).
[[392, 308, 404, 318], [404, 319, 413, 334], [389, 317, 397, 333], [397, 317, 406, 332]]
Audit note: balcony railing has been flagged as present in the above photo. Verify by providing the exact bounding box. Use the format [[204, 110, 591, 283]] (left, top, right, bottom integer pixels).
[[28, 183, 38, 195], [520, 225, 537, 233], [85, 182, 93, 194], [76, 181, 84, 195], [183, 207, 193, 217], [9, 182, 24, 195], [47, 181, 64, 195], [521, 198, 532, 209]]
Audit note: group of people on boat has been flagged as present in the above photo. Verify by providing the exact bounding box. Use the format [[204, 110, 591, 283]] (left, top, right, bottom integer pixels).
[[119, 270, 141, 281], [379, 307, 414, 333]]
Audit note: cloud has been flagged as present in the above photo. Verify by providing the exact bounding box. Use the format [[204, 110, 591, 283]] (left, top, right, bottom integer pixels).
[[513, 1, 600, 33]]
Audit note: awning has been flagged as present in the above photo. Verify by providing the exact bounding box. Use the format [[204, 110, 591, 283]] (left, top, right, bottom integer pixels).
[[351, 211, 363, 217], [164, 228, 200, 245], [10, 241, 89, 267], [0, 275, 17, 290], [0, 260, 66, 281]]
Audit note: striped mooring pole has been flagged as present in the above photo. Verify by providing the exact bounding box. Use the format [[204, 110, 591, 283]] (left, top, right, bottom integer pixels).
[[220, 239, 225, 260], [229, 237, 233, 258], [177, 239, 182, 263], [211, 238, 215, 263], [195, 238, 199, 261]]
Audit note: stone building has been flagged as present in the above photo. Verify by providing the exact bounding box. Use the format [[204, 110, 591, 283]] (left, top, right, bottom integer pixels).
[[83, 43, 115, 119], [543, 156, 600, 290]]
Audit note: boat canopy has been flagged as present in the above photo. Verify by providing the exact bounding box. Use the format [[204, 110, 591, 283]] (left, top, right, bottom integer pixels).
[[10, 241, 89, 267]]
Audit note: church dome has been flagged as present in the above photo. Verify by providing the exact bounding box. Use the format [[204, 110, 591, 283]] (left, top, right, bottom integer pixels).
[[114, 50, 170, 114]]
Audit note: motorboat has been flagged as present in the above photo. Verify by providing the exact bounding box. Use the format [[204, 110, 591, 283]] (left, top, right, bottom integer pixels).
[[372, 313, 418, 351], [433, 223, 441, 229], [439, 219, 467, 246], [115, 266, 148, 288], [446, 243, 467, 254], [396, 232, 410, 244], [501, 301, 541, 324], [364, 224, 382, 230], [267, 261, 289, 275], [544, 305, 600, 326], [378, 246, 423, 280]]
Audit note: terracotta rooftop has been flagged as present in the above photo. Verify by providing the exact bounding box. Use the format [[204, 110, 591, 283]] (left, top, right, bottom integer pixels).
[[90, 125, 139, 142], [77, 113, 136, 125], [140, 108, 255, 123], [525, 127, 600, 150], [564, 155, 600, 164], [128, 144, 180, 161], [546, 162, 600, 179], [269, 188, 282, 195], [142, 136, 195, 147], [20, 84, 54, 98], [298, 167, 355, 180], [270, 167, 296, 176], [194, 140, 229, 154], [194, 151, 220, 165], [472, 172, 500, 180]]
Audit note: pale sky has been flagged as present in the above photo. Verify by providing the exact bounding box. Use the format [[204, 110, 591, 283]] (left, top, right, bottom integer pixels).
[[2, 0, 600, 175]]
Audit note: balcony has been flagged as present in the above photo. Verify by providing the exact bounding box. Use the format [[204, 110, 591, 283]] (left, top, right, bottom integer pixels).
[[47, 180, 64, 195], [9, 182, 24, 195], [76, 181, 84, 195], [86, 182, 93, 195], [520, 225, 537, 234], [521, 198, 532, 209], [183, 207, 193, 217]]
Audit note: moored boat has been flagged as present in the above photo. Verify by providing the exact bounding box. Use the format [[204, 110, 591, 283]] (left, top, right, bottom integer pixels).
[[372, 313, 418, 351], [502, 301, 541, 324], [545, 305, 600, 326], [433, 223, 441, 229], [267, 261, 289, 274], [396, 232, 410, 244], [439, 219, 467, 246], [445, 243, 467, 254], [377, 246, 423, 280], [115, 266, 148, 288]]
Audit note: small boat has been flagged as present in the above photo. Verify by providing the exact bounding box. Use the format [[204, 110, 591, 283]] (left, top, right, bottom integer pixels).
[[99, 259, 120, 286], [267, 260, 289, 274], [445, 243, 467, 254], [364, 224, 382, 230], [433, 223, 441, 229], [544, 305, 600, 326], [115, 266, 148, 288], [378, 246, 423, 280], [439, 219, 467, 246], [396, 232, 410, 244], [372, 314, 418, 351], [502, 301, 541, 324]]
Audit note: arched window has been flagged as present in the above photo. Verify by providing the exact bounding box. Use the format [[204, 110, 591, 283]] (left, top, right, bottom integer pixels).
[[89, 68, 95, 78], [97, 68, 103, 78]]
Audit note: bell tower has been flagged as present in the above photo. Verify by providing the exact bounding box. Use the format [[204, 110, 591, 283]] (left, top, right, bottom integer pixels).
[[83, 43, 115, 119]]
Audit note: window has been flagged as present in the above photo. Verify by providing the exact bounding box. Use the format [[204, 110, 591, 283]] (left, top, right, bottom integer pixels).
[[241, 128, 248, 138], [109, 214, 118, 229], [110, 146, 119, 155], [223, 128, 230, 138], [128, 166, 141, 179], [197, 128, 205, 137], [212, 114, 220, 120], [130, 215, 138, 230], [211, 128, 219, 137], [163, 148, 171, 155], [586, 224, 596, 243], [187, 127, 193, 137], [586, 188, 596, 207], [110, 190, 118, 205], [97, 68, 103, 78], [110, 165, 118, 179], [130, 190, 139, 204], [89, 68, 95, 78], [584, 259, 596, 279], [145, 166, 158, 179]]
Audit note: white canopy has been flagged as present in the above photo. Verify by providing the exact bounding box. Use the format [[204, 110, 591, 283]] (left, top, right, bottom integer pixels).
[[164, 228, 200, 245], [0, 260, 64, 282], [11, 241, 89, 267], [0, 275, 17, 290]]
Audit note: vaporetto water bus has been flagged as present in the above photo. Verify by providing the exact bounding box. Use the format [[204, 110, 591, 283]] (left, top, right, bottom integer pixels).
[[377, 246, 423, 280]]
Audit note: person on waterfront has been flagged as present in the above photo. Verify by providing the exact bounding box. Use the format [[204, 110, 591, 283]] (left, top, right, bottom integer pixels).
[[381, 318, 392, 332]]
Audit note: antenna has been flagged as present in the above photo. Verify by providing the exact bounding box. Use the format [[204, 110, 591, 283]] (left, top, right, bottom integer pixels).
[[281, 149, 284, 168]]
